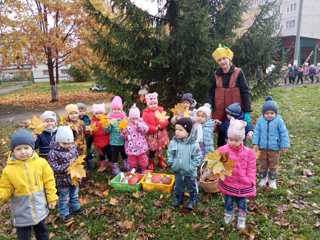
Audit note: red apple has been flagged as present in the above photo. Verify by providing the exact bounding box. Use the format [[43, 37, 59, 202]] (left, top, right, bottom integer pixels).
[[151, 174, 162, 183]]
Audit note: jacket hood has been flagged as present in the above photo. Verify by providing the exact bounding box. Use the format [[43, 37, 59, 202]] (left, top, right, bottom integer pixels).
[[8, 152, 39, 165]]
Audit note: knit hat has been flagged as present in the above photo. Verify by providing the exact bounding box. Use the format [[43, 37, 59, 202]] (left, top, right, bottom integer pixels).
[[65, 104, 79, 114], [227, 118, 247, 140], [129, 104, 140, 119], [197, 103, 212, 118], [226, 103, 242, 118], [212, 44, 234, 62], [145, 92, 158, 106], [92, 103, 106, 114], [262, 96, 278, 114], [181, 93, 195, 105], [176, 117, 193, 135], [10, 128, 35, 150], [55, 126, 74, 143], [76, 102, 87, 111], [111, 96, 123, 110], [40, 111, 57, 122]]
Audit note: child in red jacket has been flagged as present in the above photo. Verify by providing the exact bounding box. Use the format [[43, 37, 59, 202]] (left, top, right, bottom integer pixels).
[[142, 92, 169, 170], [91, 103, 112, 172], [218, 118, 256, 230]]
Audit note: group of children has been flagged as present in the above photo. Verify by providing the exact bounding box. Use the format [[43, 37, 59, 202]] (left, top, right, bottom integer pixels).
[[0, 92, 290, 239]]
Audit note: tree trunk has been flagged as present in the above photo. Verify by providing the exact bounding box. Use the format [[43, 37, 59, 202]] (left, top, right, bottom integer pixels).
[[47, 47, 58, 102], [55, 56, 59, 85]]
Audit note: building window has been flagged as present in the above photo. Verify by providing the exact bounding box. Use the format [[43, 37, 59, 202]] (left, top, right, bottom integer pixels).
[[43, 70, 49, 75]]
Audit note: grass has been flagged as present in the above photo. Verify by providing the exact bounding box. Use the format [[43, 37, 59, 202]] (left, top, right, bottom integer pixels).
[[0, 85, 320, 239]]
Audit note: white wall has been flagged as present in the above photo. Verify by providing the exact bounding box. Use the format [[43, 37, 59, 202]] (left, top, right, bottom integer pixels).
[[32, 64, 71, 83]]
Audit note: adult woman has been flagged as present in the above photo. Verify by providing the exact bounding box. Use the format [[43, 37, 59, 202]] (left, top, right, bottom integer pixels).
[[208, 44, 252, 147]]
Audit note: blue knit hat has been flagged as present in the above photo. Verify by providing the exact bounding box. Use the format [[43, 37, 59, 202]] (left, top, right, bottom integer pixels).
[[262, 96, 278, 114], [10, 128, 35, 150], [226, 102, 242, 118]]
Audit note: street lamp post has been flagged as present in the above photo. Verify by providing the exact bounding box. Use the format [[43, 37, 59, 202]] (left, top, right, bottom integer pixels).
[[293, 0, 304, 66]]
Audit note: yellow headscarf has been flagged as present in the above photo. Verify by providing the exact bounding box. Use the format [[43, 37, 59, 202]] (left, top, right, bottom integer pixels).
[[212, 44, 234, 62]]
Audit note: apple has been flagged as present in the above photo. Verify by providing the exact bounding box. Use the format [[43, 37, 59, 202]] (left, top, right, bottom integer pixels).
[[151, 174, 162, 183], [162, 175, 171, 185]]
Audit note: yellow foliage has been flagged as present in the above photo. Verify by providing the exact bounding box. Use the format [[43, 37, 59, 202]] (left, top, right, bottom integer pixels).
[[68, 155, 86, 186], [170, 103, 189, 117], [96, 114, 110, 128], [155, 110, 169, 123], [28, 116, 45, 135], [118, 119, 128, 130], [204, 150, 234, 180]]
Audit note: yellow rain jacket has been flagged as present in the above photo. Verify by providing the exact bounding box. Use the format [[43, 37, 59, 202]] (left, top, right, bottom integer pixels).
[[0, 152, 58, 227]]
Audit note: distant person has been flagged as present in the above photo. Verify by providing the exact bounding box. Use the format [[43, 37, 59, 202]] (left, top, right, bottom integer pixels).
[[303, 62, 310, 83], [297, 66, 304, 84], [309, 64, 317, 84], [287, 64, 296, 85]]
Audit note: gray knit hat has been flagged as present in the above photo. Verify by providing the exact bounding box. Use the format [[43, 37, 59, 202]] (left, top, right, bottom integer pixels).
[[10, 128, 35, 150]]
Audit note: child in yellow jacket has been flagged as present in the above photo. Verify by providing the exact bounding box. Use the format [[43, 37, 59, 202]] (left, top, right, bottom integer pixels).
[[0, 128, 58, 240]]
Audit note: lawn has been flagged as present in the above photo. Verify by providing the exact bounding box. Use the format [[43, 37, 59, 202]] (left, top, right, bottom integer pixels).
[[0, 85, 320, 239], [0, 81, 111, 115]]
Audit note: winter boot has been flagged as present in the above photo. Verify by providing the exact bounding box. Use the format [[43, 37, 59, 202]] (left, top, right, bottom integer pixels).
[[224, 212, 234, 225], [269, 179, 277, 189], [112, 163, 120, 176], [237, 215, 246, 230], [259, 176, 268, 187]]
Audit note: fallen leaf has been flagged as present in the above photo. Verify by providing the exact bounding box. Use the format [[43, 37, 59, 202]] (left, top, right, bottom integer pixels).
[[109, 197, 119, 206], [191, 223, 201, 231], [118, 220, 134, 230], [303, 169, 313, 177], [154, 200, 162, 208]]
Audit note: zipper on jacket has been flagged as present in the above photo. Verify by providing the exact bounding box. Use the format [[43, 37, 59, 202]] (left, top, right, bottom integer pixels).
[[267, 121, 270, 150], [24, 162, 37, 223]]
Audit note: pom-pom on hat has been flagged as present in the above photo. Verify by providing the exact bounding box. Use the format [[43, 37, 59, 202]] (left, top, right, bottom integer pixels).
[[262, 96, 278, 114], [92, 103, 106, 114], [176, 117, 193, 135], [111, 96, 123, 110], [227, 118, 247, 140], [212, 44, 234, 62], [129, 104, 140, 119], [145, 92, 158, 106]]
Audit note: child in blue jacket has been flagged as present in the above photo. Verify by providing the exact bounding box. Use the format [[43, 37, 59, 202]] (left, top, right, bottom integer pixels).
[[167, 118, 202, 210], [252, 96, 290, 189]]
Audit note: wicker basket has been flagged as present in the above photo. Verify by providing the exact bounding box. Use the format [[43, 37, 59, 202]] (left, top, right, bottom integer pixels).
[[199, 162, 220, 193]]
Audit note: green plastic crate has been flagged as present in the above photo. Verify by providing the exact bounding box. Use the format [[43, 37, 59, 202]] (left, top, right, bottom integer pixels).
[[109, 173, 143, 192]]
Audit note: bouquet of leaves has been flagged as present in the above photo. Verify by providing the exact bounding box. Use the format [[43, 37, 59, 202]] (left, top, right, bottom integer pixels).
[[89, 114, 110, 132], [201, 150, 234, 181], [170, 103, 190, 118], [68, 155, 86, 186], [118, 118, 129, 130]]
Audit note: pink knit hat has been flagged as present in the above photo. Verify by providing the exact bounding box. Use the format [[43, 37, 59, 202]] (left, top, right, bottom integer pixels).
[[92, 103, 106, 114], [129, 104, 140, 119], [111, 96, 123, 109], [227, 118, 247, 140], [145, 92, 158, 106]]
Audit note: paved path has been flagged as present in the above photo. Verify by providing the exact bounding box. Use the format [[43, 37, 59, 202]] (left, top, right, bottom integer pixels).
[[0, 82, 29, 95]]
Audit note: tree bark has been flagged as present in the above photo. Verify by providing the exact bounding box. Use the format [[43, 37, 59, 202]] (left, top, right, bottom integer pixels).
[[47, 47, 58, 102]]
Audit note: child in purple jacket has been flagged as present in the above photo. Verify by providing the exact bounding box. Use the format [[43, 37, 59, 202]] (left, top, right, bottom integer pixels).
[[48, 126, 82, 222], [218, 118, 256, 230], [122, 104, 149, 173]]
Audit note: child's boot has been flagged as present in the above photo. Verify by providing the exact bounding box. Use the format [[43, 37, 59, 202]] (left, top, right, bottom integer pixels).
[[172, 194, 183, 208], [112, 163, 120, 175], [258, 172, 268, 187], [224, 212, 233, 225], [237, 215, 246, 230], [97, 160, 107, 172], [157, 154, 167, 169], [268, 171, 277, 189]]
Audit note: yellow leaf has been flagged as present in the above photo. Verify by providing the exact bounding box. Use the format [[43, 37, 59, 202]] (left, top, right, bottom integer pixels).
[[68, 155, 86, 186], [155, 110, 169, 122], [203, 150, 234, 180], [118, 119, 128, 130], [109, 197, 119, 206], [28, 115, 45, 135], [96, 114, 110, 128], [170, 103, 189, 117]]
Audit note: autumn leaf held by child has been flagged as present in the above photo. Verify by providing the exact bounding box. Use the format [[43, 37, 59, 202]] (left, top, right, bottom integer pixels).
[[97, 114, 110, 128], [170, 103, 190, 117], [28, 116, 45, 135], [155, 110, 169, 122], [118, 119, 128, 130], [204, 150, 234, 180], [68, 155, 86, 186]]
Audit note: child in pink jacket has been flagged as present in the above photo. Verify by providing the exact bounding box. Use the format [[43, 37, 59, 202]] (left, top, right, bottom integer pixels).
[[218, 118, 256, 230], [122, 104, 149, 172]]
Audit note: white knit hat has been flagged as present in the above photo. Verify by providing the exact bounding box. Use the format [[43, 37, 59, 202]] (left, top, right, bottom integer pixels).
[[227, 118, 247, 140], [40, 111, 57, 122], [55, 126, 74, 143], [197, 103, 212, 118], [129, 104, 140, 118], [92, 103, 106, 114]]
